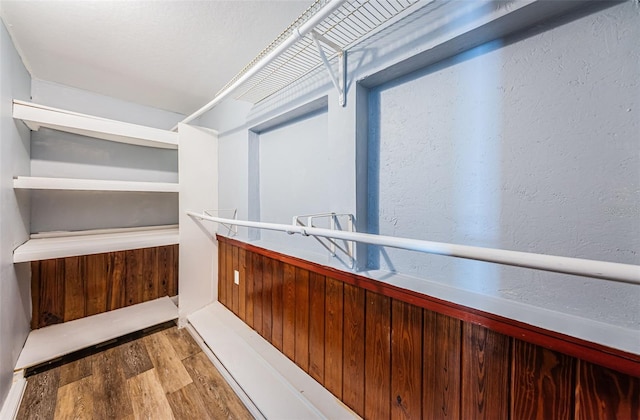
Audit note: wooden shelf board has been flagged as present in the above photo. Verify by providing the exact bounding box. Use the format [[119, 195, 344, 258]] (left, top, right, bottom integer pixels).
[[13, 226, 178, 263], [13, 100, 178, 149], [13, 176, 179, 192], [15, 297, 178, 370], [188, 302, 357, 419]]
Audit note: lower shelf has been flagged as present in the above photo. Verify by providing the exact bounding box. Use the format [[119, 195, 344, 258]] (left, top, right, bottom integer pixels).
[[15, 296, 178, 370], [13, 225, 179, 263], [187, 302, 357, 420]]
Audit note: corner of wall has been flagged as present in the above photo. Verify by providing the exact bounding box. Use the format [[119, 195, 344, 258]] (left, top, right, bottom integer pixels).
[[0, 17, 32, 411]]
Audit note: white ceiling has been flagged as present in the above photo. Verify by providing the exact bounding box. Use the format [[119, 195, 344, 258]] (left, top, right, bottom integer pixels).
[[0, 0, 312, 115]]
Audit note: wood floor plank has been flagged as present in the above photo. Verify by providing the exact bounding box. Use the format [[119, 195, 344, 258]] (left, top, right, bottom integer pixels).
[[182, 352, 253, 419], [143, 331, 193, 394], [118, 339, 154, 379], [163, 327, 202, 360], [167, 383, 212, 420], [128, 369, 175, 420], [59, 355, 92, 387], [16, 366, 60, 420], [54, 375, 94, 420], [92, 346, 134, 419]]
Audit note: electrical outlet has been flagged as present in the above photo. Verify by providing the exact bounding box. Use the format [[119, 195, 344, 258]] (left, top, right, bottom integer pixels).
[[234, 270, 240, 285]]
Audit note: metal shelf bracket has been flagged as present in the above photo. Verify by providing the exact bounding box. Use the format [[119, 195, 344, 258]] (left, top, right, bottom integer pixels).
[[311, 30, 346, 106]]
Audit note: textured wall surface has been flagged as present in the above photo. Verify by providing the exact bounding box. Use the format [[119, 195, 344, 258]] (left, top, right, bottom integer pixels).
[[0, 19, 31, 410], [368, 2, 639, 328], [258, 109, 330, 257], [201, 1, 639, 351]]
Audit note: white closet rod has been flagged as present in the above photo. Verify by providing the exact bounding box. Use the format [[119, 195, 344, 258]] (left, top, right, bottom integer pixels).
[[172, 0, 348, 132], [186, 211, 640, 285]]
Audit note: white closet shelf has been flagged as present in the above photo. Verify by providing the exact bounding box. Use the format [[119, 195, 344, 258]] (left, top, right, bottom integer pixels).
[[13, 100, 178, 149], [13, 176, 179, 192], [13, 225, 179, 263], [15, 297, 178, 370]]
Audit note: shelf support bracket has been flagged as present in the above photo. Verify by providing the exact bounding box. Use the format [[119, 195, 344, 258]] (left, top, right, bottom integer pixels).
[[311, 30, 346, 106]]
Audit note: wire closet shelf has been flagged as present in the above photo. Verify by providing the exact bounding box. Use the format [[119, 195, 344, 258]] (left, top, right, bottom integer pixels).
[[174, 0, 426, 129], [229, 0, 423, 103]]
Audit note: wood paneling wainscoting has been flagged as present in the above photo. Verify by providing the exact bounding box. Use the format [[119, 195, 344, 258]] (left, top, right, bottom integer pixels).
[[217, 235, 639, 420], [31, 244, 178, 329]]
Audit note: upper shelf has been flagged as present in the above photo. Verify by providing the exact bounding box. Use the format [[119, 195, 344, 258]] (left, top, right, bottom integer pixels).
[[14, 176, 179, 192], [222, 0, 423, 104], [13, 100, 178, 149]]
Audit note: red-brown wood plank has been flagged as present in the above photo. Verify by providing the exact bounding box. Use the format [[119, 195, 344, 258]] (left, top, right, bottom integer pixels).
[[343, 282, 365, 417], [157, 246, 172, 298], [309, 272, 326, 383], [232, 245, 239, 315], [252, 252, 264, 336], [462, 323, 511, 420], [142, 247, 159, 303], [575, 359, 640, 420], [32, 259, 65, 328], [391, 299, 423, 419], [423, 310, 461, 420], [262, 256, 273, 342], [218, 241, 227, 307], [216, 235, 640, 378], [294, 267, 310, 372], [364, 291, 391, 420], [30, 261, 41, 329], [271, 259, 284, 351], [124, 249, 144, 307], [511, 339, 575, 420], [163, 245, 180, 296], [63, 256, 85, 322], [225, 243, 234, 315], [238, 248, 247, 321], [108, 251, 126, 310], [324, 277, 344, 399], [244, 247, 254, 328], [282, 263, 296, 360], [85, 253, 108, 317]]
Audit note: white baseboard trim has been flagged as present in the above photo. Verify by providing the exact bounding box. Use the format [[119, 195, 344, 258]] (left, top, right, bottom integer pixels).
[[183, 322, 265, 420], [0, 370, 27, 420], [187, 302, 359, 419]]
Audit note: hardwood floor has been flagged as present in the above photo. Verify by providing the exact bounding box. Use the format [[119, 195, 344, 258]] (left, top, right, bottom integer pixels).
[[17, 324, 253, 420]]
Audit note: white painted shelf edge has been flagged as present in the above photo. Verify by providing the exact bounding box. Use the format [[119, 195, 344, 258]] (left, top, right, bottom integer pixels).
[[13, 100, 178, 149], [13, 176, 179, 192], [15, 296, 178, 370], [13, 225, 179, 263], [188, 302, 358, 420]]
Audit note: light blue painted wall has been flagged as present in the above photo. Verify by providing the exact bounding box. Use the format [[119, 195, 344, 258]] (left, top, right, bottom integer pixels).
[[0, 19, 31, 410], [257, 109, 331, 259], [368, 3, 639, 328], [197, 1, 639, 352]]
